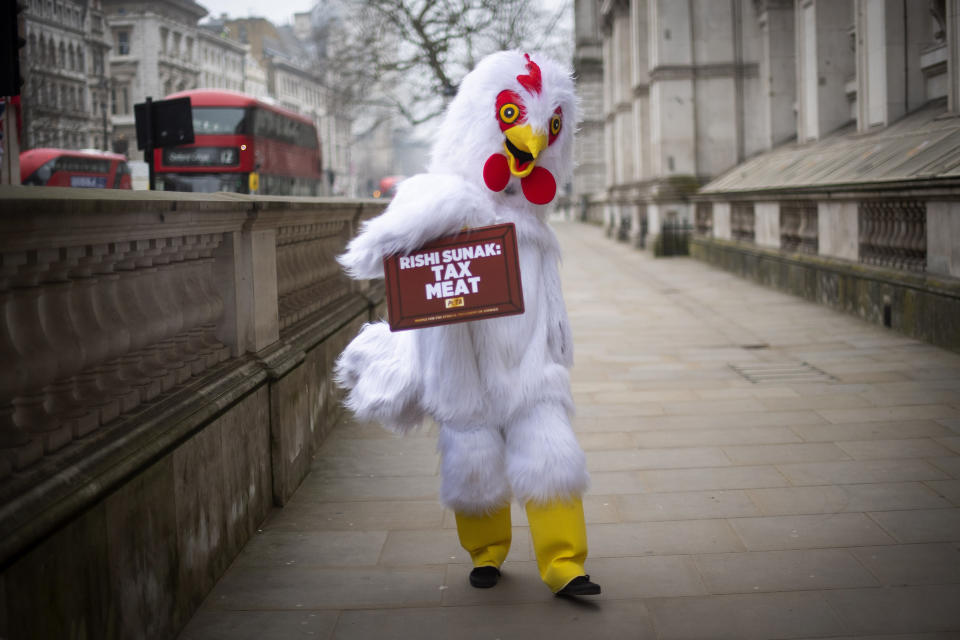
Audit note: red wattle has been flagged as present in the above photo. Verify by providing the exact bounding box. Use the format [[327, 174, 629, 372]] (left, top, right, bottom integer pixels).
[[483, 154, 510, 192], [521, 166, 556, 205]]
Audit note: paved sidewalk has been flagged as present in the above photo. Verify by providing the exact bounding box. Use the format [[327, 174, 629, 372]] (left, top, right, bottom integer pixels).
[[180, 221, 960, 640]]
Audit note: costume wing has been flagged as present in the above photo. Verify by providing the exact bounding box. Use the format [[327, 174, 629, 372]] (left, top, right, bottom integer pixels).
[[338, 173, 497, 279], [334, 322, 426, 434]]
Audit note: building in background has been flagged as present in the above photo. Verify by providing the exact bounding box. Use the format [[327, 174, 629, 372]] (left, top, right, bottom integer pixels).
[[589, 0, 765, 244], [582, 0, 960, 350], [101, 0, 208, 159], [585, 0, 955, 251], [13, 0, 406, 196], [20, 0, 113, 151], [571, 0, 605, 221], [197, 24, 247, 94]]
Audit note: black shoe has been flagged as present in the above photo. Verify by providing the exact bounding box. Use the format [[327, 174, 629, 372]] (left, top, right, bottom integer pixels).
[[556, 575, 601, 596], [469, 566, 501, 588]]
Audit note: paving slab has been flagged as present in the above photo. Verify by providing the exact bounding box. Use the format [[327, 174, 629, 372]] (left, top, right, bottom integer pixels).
[[693, 549, 879, 593], [179, 222, 960, 639], [850, 543, 960, 586], [746, 483, 952, 515]]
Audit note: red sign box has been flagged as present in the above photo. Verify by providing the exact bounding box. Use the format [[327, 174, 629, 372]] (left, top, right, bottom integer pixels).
[[383, 223, 524, 331]]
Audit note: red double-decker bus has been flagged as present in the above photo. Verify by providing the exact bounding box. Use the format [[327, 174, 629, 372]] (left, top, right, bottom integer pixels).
[[20, 148, 132, 189], [154, 89, 324, 196]]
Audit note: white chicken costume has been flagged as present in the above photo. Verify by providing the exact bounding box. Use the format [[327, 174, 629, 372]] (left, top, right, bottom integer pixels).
[[336, 51, 600, 596]]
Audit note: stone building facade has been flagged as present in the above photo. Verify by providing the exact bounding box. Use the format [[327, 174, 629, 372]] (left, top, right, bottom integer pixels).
[[197, 27, 247, 94], [20, 0, 113, 150], [102, 0, 207, 158], [588, 0, 768, 243], [572, 0, 606, 219], [582, 0, 960, 350]]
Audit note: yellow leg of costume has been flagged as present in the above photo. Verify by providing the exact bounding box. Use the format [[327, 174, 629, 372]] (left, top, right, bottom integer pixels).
[[525, 498, 589, 593], [454, 505, 512, 568]]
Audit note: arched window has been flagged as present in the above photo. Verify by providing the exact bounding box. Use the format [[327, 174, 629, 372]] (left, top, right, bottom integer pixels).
[[59, 41, 66, 67], [68, 44, 75, 71]]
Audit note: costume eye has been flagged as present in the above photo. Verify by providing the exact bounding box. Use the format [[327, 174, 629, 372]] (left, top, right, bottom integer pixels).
[[500, 103, 520, 124], [550, 114, 562, 135]]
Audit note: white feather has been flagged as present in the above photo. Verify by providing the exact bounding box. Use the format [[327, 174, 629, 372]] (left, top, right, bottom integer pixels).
[[337, 174, 497, 279], [336, 51, 586, 510]]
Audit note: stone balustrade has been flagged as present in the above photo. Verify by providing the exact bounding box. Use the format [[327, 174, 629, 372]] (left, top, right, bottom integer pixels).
[[0, 187, 387, 639], [0, 187, 385, 639], [687, 194, 960, 351], [0, 189, 384, 481]]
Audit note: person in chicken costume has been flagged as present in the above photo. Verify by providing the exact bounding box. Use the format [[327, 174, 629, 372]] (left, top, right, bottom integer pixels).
[[336, 50, 600, 597]]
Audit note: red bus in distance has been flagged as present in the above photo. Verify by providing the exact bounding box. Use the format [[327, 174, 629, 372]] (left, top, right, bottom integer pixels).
[[20, 148, 132, 189], [155, 89, 324, 196]]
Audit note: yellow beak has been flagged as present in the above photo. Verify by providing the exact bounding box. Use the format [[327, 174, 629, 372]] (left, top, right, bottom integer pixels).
[[503, 124, 548, 178]]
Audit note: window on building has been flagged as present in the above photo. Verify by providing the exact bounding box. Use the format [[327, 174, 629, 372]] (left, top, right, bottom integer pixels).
[[160, 27, 168, 54], [117, 30, 129, 55]]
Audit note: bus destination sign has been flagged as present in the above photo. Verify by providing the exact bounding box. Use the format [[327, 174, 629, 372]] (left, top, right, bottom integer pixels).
[[162, 147, 239, 166]]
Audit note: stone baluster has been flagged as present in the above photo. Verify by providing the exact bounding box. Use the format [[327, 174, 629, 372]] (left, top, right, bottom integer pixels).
[[907, 204, 927, 271], [288, 225, 307, 294], [150, 237, 191, 385], [180, 235, 216, 373], [861, 205, 877, 266], [40, 248, 99, 440], [90, 243, 146, 410], [131, 239, 180, 392], [7, 251, 71, 453], [288, 228, 316, 314], [884, 205, 898, 267], [890, 203, 906, 269], [276, 227, 294, 324], [0, 253, 44, 473], [70, 247, 122, 426], [113, 241, 167, 401], [195, 234, 230, 364], [167, 236, 204, 376], [277, 227, 291, 324]]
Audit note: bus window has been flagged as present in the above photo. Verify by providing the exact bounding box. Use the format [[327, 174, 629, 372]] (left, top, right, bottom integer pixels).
[[192, 107, 250, 135]]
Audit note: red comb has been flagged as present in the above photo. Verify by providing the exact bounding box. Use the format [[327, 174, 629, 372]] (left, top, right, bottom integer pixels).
[[516, 53, 542, 95]]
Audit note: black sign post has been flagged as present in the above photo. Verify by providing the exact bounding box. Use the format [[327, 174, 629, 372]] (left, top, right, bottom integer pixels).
[[134, 95, 194, 190]]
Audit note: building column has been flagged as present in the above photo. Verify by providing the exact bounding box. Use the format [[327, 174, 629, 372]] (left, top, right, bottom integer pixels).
[[795, 0, 855, 142], [756, 0, 796, 150], [855, 0, 928, 131]]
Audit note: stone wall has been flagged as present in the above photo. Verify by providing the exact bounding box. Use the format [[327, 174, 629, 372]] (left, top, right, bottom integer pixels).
[[0, 188, 386, 639], [691, 236, 960, 353]]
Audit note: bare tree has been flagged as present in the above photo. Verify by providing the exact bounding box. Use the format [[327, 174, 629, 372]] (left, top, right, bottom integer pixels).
[[316, 0, 572, 127]]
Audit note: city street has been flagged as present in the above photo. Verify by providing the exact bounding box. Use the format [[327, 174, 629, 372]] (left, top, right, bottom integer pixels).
[[180, 220, 960, 640]]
